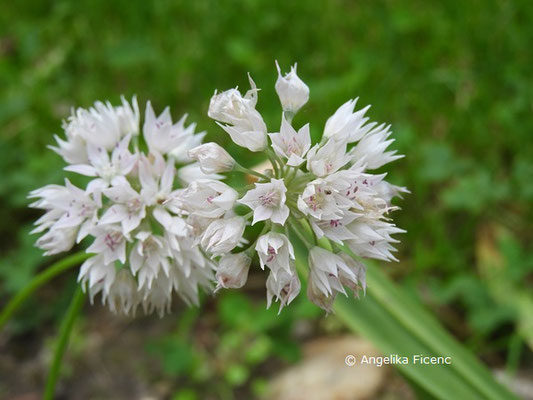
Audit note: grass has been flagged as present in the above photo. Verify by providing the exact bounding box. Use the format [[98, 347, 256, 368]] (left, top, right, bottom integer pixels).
[[1, 0, 532, 396]]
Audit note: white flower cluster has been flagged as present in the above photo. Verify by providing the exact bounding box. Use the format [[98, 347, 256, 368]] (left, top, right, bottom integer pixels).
[[185, 63, 408, 313], [30, 97, 216, 316], [31, 63, 407, 316]]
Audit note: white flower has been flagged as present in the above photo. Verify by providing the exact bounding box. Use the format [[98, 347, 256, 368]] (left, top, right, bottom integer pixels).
[[345, 219, 405, 261], [309, 214, 360, 245], [373, 181, 409, 207], [165, 255, 215, 307], [178, 179, 238, 218], [188, 143, 236, 174], [297, 174, 354, 220], [266, 267, 301, 312], [105, 269, 142, 316], [338, 253, 366, 297], [215, 253, 251, 290], [306, 277, 335, 313], [176, 163, 223, 186], [306, 138, 349, 177], [138, 153, 185, 233], [29, 179, 99, 253], [78, 254, 117, 302], [308, 247, 349, 295], [239, 179, 290, 225], [34, 226, 78, 256], [323, 98, 371, 143], [255, 232, 295, 279], [307, 247, 364, 312], [140, 269, 173, 316], [143, 101, 205, 159], [65, 97, 140, 151], [208, 75, 268, 152], [64, 134, 137, 195], [86, 225, 128, 265], [274, 61, 309, 114], [50, 128, 88, 165], [348, 123, 404, 169], [100, 178, 146, 236], [33, 97, 220, 316], [130, 231, 171, 290], [269, 115, 311, 167], [200, 217, 246, 255]]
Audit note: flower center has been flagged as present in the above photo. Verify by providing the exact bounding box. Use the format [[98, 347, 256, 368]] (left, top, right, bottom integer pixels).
[[104, 232, 122, 252], [266, 246, 277, 262], [126, 198, 142, 214], [259, 190, 279, 207]]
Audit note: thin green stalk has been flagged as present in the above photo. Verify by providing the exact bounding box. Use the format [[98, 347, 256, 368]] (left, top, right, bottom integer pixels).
[[266, 148, 285, 170], [292, 241, 517, 400], [234, 163, 270, 181], [288, 219, 314, 249], [265, 151, 280, 177], [0, 251, 90, 330], [289, 172, 313, 187], [44, 286, 86, 400], [245, 222, 271, 257], [333, 242, 517, 400]]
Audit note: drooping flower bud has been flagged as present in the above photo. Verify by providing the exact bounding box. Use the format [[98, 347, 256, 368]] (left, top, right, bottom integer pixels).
[[255, 232, 294, 278], [275, 61, 309, 115], [266, 266, 301, 313], [188, 143, 236, 174], [216, 253, 251, 290]]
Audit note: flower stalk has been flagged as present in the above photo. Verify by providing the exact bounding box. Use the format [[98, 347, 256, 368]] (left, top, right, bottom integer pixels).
[[0, 252, 90, 330], [43, 286, 85, 400]]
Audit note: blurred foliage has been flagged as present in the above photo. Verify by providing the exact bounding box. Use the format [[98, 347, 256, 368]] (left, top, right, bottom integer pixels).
[[146, 291, 320, 398], [1, 0, 533, 396]]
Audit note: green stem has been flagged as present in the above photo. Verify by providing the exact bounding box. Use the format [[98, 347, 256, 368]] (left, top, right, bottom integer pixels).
[[289, 172, 314, 187], [0, 251, 90, 330], [244, 221, 271, 257], [44, 286, 86, 400], [289, 219, 314, 249], [266, 149, 285, 174], [234, 163, 270, 181], [265, 151, 280, 177]]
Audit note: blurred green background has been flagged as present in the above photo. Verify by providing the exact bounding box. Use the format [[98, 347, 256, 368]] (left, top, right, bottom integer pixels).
[[1, 0, 532, 399]]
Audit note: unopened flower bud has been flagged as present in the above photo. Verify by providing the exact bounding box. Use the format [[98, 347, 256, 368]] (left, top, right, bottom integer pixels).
[[188, 143, 235, 174], [200, 216, 246, 255], [216, 253, 251, 290], [275, 61, 309, 114]]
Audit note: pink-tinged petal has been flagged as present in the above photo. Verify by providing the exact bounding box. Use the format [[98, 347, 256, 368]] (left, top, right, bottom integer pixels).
[[129, 246, 143, 274], [86, 178, 109, 196], [286, 154, 304, 167], [153, 207, 172, 228], [138, 158, 157, 191], [271, 205, 290, 225], [87, 143, 110, 169], [99, 204, 128, 225], [160, 162, 175, 194], [122, 212, 142, 234], [64, 164, 97, 176], [252, 205, 272, 225], [111, 134, 132, 165]]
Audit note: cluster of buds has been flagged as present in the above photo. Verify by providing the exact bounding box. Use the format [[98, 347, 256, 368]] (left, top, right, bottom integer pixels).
[[182, 63, 407, 312], [31, 62, 407, 316], [30, 98, 217, 316]]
